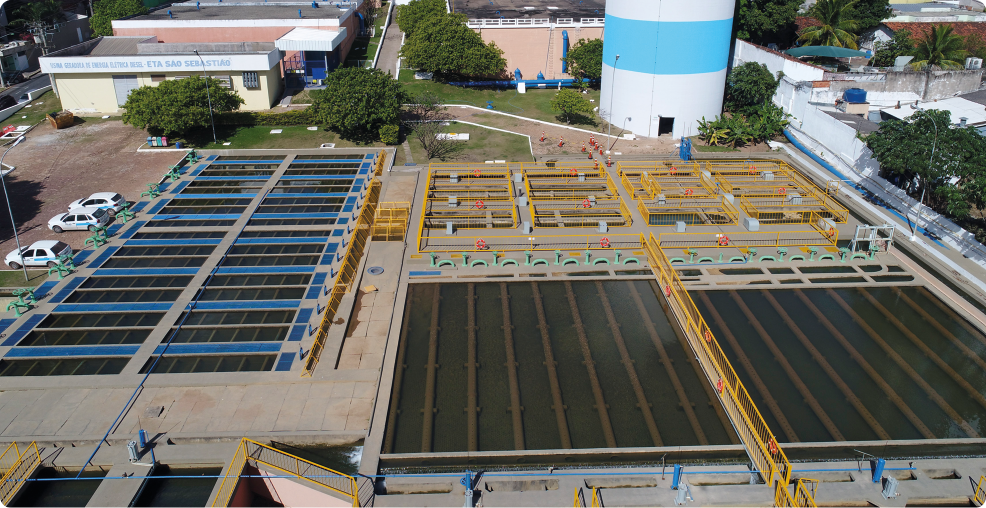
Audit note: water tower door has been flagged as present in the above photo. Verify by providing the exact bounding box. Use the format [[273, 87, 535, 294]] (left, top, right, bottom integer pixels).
[[658, 117, 675, 136]]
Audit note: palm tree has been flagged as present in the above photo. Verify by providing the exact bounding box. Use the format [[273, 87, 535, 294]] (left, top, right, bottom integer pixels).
[[911, 25, 968, 69], [798, 0, 860, 49]]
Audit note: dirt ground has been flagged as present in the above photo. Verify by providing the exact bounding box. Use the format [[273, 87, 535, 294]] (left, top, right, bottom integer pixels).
[[447, 108, 681, 158], [0, 120, 183, 263]]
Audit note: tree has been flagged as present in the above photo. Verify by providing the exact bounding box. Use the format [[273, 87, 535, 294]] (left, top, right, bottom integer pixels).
[[911, 24, 968, 70], [404, 93, 462, 160], [395, 0, 446, 36], [724, 62, 779, 115], [309, 67, 407, 143], [122, 76, 244, 137], [399, 13, 506, 78], [965, 33, 986, 61], [90, 0, 148, 37], [869, 29, 914, 67], [550, 89, 594, 124], [799, 0, 860, 49], [865, 109, 986, 218], [565, 38, 603, 81], [734, 0, 802, 46], [845, 0, 892, 33]]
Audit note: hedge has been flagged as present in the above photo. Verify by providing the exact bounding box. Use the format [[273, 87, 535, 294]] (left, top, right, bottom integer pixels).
[[217, 109, 314, 126]]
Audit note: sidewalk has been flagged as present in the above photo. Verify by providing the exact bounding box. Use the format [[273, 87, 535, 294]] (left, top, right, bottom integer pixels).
[[375, 16, 403, 76]]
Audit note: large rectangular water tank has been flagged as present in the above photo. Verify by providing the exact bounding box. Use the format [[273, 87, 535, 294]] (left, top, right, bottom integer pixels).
[[844, 88, 867, 104]]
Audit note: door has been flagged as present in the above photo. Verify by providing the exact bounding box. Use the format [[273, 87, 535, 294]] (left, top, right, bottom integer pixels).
[[112, 75, 139, 106], [657, 117, 675, 136], [63, 215, 78, 229]]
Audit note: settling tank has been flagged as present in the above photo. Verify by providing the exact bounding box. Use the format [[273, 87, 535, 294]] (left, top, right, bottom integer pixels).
[[600, 0, 735, 138]]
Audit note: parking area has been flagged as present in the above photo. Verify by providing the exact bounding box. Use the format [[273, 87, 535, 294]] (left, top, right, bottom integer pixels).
[[0, 119, 181, 265]]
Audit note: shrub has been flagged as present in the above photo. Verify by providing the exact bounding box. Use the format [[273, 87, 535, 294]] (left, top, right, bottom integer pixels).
[[379, 124, 400, 145]]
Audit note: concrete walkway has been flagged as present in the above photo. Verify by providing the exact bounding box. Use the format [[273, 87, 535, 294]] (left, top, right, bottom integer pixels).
[[376, 16, 403, 76]]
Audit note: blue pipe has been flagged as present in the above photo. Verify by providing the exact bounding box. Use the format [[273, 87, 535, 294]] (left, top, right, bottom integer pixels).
[[562, 30, 569, 74]]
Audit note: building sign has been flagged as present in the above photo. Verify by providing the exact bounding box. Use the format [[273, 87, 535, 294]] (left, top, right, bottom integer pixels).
[[40, 52, 280, 74]]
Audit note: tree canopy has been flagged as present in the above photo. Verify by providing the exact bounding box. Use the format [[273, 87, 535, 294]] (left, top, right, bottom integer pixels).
[[724, 62, 779, 115], [911, 24, 968, 69], [399, 13, 506, 78], [395, 0, 447, 36], [90, 0, 148, 37], [799, 0, 860, 49], [565, 38, 603, 81], [869, 29, 914, 67], [865, 109, 986, 218], [550, 89, 594, 124], [844, 0, 892, 33], [733, 0, 802, 46], [10, 0, 61, 29], [122, 76, 244, 137], [309, 67, 407, 143]]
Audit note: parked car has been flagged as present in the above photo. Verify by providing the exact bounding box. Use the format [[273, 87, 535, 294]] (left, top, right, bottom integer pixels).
[[67, 192, 127, 216], [48, 206, 111, 233], [5, 240, 72, 269]]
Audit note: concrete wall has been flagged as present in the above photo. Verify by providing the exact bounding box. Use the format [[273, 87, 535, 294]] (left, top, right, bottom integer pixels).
[[475, 27, 604, 80], [732, 39, 825, 82], [811, 70, 985, 105], [51, 67, 283, 114]]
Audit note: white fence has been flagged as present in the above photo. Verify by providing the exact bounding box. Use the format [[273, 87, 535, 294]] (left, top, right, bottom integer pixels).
[[466, 18, 603, 28]]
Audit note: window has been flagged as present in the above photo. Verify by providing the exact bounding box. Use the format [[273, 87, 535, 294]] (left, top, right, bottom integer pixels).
[[242, 72, 260, 88], [151, 74, 166, 82], [173, 76, 189, 80], [215, 75, 232, 89]]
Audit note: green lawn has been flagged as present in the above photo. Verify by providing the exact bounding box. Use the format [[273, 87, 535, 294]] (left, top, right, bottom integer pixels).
[[0, 270, 48, 288], [344, 1, 389, 68], [405, 122, 533, 163], [12, 91, 120, 128], [191, 125, 388, 150], [399, 70, 602, 127]]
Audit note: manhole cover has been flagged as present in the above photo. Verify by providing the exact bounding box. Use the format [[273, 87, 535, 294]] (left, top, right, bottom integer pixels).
[[143, 406, 164, 418], [368, 266, 384, 275]]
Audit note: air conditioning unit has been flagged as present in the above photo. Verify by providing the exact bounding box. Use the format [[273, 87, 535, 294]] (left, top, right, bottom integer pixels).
[[966, 57, 983, 69]]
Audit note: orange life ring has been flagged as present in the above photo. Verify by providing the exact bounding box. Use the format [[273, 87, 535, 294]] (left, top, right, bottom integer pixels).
[[684, 188, 694, 196], [827, 227, 836, 238], [718, 235, 730, 246], [704, 329, 713, 343], [664, 285, 672, 297], [768, 438, 778, 455], [669, 166, 678, 176], [600, 237, 611, 248], [776, 187, 787, 195], [569, 167, 577, 176], [749, 165, 757, 175], [473, 168, 481, 177], [475, 200, 485, 209], [476, 239, 487, 250], [582, 198, 591, 208], [716, 378, 724, 394]]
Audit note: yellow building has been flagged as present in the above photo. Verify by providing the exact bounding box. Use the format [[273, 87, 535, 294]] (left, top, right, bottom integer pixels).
[[40, 37, 284, 115]]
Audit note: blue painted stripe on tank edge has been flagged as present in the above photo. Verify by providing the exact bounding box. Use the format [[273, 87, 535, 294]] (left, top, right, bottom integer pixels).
[[602, 15, 732, 75]]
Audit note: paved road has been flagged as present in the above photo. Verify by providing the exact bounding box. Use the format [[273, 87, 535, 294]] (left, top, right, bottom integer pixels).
[[375, 17, 403, 76], [1, 73, 50, 101]]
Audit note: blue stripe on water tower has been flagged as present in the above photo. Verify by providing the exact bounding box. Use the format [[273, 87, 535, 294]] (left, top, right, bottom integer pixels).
[[602, 15, 733, 76]]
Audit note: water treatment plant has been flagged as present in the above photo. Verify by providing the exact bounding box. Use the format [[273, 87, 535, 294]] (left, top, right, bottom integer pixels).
[[0, 143, 982, 507]]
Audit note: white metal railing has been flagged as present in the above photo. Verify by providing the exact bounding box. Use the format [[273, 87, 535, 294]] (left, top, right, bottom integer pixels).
[[466, 18, 603, 28]]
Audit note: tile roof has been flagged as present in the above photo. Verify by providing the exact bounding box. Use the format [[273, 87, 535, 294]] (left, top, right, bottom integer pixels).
[[882, 21, 986, 39]]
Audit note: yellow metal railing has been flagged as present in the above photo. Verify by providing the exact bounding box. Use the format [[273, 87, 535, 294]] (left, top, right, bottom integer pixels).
[[374, 150, 387, 176], [775, 478, 819, 507], [657, 227, 837, 250], [573, 487, 601, 507], [302, 180, 381, 377], [212, 438, 359, 507], [371, 202, 410, 242], [739, 195, 849, 224], [637, 196, 739, 226], [212, 438, 249, 507], [642, 233, 791, 490], [975, 475, 986, 506], [531, 199, 633, 228], [521, 161, 603, 177], [0, 441, 41, 506], [0, 441, 40, 506], [526, 172, 621, 200]]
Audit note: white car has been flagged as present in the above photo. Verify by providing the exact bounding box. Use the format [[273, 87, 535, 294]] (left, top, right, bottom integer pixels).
[[5, 240, 72, 269], [67, 192, 127, 216], [48, 206, 111, 233]]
